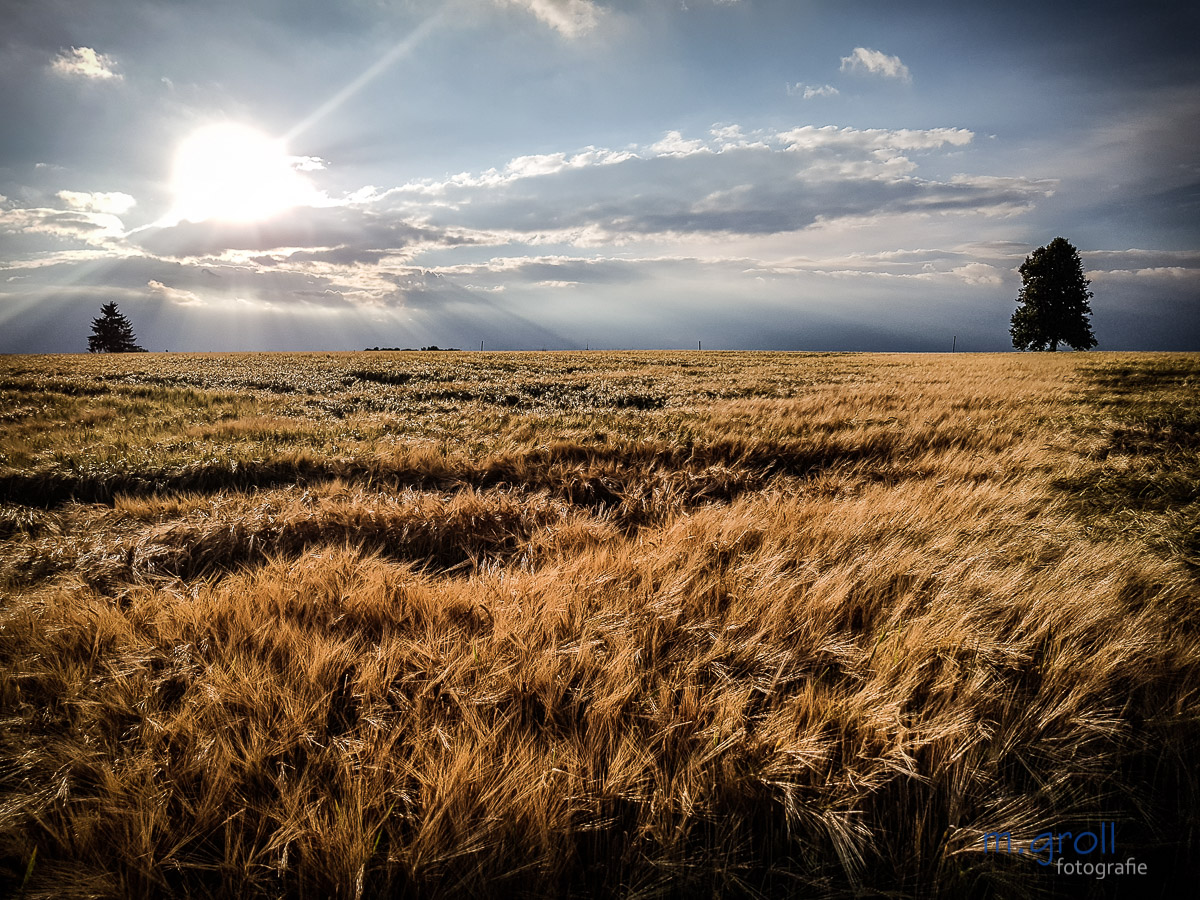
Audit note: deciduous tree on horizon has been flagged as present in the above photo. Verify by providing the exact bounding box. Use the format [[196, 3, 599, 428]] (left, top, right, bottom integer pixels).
[[1010, 237, 1097, 351]]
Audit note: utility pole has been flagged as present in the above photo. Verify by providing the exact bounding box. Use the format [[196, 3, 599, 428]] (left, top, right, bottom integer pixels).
[[952, 335, 956, 353], [698, 340, 702, 351], [480, 340, 484, 351]]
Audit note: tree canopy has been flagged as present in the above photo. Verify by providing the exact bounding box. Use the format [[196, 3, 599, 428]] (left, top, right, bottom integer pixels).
[[88, 302, 146, 353], [1010, 237, 1097, 351]]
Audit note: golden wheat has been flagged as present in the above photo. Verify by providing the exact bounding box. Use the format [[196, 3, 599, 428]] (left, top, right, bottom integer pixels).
[[1, 351, 1197, 898]]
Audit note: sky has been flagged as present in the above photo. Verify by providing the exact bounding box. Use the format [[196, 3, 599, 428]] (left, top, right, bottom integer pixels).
[[1, 0, 1198, 353]]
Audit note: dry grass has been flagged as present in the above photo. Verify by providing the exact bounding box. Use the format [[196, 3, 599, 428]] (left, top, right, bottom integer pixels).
[[1, 350, 1197, 898]]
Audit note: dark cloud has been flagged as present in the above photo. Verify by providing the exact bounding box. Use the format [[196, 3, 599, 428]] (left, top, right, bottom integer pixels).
[[135, 205, 464, 258], [1088, 273, 1200, 350], [1, 252, 361, 310]]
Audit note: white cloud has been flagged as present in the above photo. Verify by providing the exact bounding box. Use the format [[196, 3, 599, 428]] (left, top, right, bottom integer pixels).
[[777, 125, 973, 153], [291, 156, 328, 172], [57, 190, 137, 215], [0, 206, 128, 247], [506, 153, 571, 178], [649, 131, 709, 156], [1082, 249, 1200, 271], [51, 47, 122, 81], [0, 117, 1054, 317], [365, 123, 1050, 246], [787, 83, 840, 99], [569, 147, 638, 167], [840, 47, 910, 82], [951, 262, 1005, 285], [501, 148, 635, 179], [1089, 266, 1200, 285], [749, 245, 1025, 287], [2, 119, 1058, 346], [499, 0, 600, 37], [148, 279, 203, 306]]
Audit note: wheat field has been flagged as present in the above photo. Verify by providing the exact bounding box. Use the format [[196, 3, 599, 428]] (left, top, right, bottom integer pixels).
[[1, 350, 1197, 898]]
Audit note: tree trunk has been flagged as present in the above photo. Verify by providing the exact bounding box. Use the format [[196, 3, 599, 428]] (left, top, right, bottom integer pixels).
[[1050, 340, 1058, 351]]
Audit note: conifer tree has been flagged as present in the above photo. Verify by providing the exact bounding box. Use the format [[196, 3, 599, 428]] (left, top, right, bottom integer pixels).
[[88, 302, 146, 353]]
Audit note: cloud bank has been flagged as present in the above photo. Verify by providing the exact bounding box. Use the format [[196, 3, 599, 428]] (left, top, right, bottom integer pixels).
[[359, 124, 1043, 247]]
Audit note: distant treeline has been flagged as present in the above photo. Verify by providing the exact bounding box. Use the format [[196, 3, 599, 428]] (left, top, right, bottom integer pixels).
[[365, 345, 461, 352]]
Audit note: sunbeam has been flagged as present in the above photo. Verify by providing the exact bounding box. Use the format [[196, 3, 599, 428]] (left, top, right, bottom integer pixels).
[[284, 9, 449, 143]]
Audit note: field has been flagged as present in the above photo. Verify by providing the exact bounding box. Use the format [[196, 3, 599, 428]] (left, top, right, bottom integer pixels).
[[1, 350, 1197, 898]]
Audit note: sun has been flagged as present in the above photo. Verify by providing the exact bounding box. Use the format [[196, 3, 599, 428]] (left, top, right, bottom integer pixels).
[[170, 123, 316, 223]]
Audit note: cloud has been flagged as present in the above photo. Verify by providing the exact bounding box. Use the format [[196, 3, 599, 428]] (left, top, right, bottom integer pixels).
[[649, 131, 709, 156], [4, 252, 388, 315], [1082, 248, 1200, 271], [375, 124, 1047, 242], [51, 47, 122, 81], [499, 0, 600, 37], [291, 156, 328, 172], [57, 190, 137, 215], [1, 118, 1056, 343], [840, 47, 911, 82], [776, 125, 972, 153], [429, 255, 648, 288], [951, 262, 1006, 285], [0, 206, 128, 249], [147, 279, 203, 306], [787, 83, 840, 100], [135, 205, 472, 259], [747, 245, 1023, 287], [1092, 266, 1200, 281]]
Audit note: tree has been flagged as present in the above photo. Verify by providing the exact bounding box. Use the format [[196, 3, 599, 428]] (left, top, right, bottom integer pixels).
[[88, 302, 146, 353], [1010, 237, 1097, 351]]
